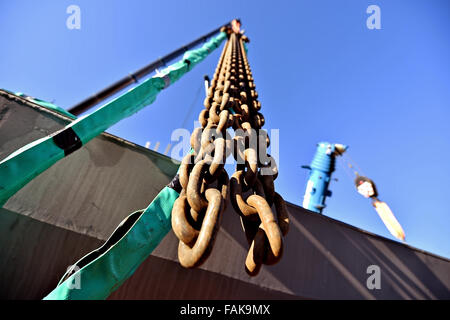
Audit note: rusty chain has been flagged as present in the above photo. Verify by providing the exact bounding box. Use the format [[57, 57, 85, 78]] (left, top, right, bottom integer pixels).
[[171, 25, 289, 275], [171, 26, 232, 269], [227, 32, 290, 276]]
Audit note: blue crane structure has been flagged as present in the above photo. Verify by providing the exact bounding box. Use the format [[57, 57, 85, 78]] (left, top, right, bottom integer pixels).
[[301, 142, 347, 213]]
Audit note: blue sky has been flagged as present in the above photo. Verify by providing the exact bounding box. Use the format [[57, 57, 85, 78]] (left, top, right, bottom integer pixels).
[[1, 0, 449, 258]]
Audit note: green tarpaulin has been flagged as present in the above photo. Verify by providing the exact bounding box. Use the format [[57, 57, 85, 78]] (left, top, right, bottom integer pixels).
[[43, 186, 179, 300], [14, 92, 77, 120]]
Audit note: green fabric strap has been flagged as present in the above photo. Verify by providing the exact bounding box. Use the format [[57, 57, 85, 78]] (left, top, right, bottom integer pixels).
[[0, 32, 226, 206], [43, 186, 179, 300]]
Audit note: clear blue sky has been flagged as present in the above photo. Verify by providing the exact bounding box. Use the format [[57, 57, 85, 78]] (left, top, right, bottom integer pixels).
[[1, 0, 449, 258]]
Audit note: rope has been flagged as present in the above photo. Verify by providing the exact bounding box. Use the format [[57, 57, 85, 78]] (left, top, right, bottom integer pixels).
[[181, 82, 203, 130]]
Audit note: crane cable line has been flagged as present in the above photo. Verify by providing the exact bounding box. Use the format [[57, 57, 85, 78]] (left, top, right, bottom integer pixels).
[[341, 151, 365, 177], [181, 82, 203, 130]]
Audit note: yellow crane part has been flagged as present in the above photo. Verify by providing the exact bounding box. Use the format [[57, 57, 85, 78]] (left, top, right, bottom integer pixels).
[[373, 200, 405, 241]]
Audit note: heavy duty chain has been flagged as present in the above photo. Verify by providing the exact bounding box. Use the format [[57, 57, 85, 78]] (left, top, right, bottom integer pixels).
[[171, 26, 232, 269], [171, 23, 289, 276]]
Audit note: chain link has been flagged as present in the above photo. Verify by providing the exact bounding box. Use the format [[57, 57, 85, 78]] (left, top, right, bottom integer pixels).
[[171, 26, 289, 275], [227, 32, 290, 276]]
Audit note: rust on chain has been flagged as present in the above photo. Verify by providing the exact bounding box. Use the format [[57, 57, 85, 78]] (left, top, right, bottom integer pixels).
[[206, 138, 226, 182], [172, 23, 290, 275], [199, 109, 209, 127], [214, 168, 229, 211], [209, 102, 221, 124], [217, 110, 232, 134], [246, 195, 283, 259], [186, 159, 213, 212], [190, 127, 202, 155], [180, 154, 195, 190], [230, 171, 258, 218], [240, 215, 258, 246], [172, 28, 232, 269], [178, 188, 224, 268], [245, 226, 265, 276], [201, 123, 218, 149], [229, 31, 290, 276], [259, 174, 275, 206], [172, 195, 199, 246], [244, 148, 258, 187], [260, 154, 278, 180], [232, 135, 245, 163]]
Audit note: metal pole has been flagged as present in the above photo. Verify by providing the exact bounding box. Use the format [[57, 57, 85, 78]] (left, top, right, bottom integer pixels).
[[68, 22, 231, 116]]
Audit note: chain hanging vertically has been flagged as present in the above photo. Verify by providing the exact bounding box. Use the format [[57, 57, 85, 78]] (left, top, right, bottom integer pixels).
[[171, 25, 232, 269], [227, 25, 290, 276], [171, 20, 289, 276]]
